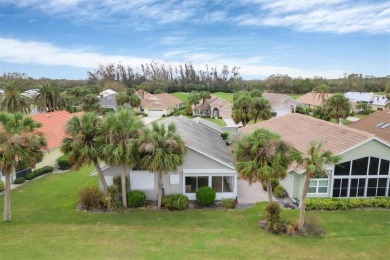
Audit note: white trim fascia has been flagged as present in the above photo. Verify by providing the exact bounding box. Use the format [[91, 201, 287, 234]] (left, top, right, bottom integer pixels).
[[186, 145, 236, 170], [337, 137, 390, 157]]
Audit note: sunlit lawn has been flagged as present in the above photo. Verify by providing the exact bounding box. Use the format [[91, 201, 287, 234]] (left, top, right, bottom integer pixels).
[[1, 164, 389, 259], [172, 92, 189, 102]]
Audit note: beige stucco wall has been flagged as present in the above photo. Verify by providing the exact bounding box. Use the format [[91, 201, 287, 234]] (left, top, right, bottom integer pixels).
[[35, 147, 63, 169]]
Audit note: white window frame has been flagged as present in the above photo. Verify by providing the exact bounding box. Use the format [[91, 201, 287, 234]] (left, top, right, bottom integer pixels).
[[308, 178, 329, 195]]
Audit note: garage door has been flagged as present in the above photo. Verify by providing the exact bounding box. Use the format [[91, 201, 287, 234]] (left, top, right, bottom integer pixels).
[[148, 109, 164, 117]]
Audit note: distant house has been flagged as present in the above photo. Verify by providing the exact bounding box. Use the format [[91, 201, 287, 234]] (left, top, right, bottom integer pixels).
[[263, 93, 302, 117], [192, 95, 232, 119], [97, 116, 237, 200], [296, 92, 334, 107], [239, 113, 390, 200], [140, 93, 183, 117], [99, 89, 118, 111], [347, 110, 390, 144], [344, 92, 388, 109]]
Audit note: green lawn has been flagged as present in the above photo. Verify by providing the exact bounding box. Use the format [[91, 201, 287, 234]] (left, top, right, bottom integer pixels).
[[203, 117, 227, 126], [172, 92, 190, 102], [1, 168, 389, 259], [213, 92, 234, 103]]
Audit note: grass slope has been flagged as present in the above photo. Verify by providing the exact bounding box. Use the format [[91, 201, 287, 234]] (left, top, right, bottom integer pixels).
[[1, 167, 389, 259], [171, 92, 189, 102]]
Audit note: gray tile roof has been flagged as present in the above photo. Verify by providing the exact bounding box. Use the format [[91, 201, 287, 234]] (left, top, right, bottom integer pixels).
[[99, 93, 117, 109], [159, 116, 234, 168]]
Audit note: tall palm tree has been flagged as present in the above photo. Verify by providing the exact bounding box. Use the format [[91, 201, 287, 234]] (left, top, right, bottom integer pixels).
[[234, 128, 299, 203], [250, 97, 271, 123], [139, 122, 185, 209], [298, 141, 340, 233], [35, 83, 61, 112], [313, 84, 331, 105], [324, 93, 351, 124], [82, 94, 100, 113], [0, 112, 47, 221], [100, 108, 145, 207], [61, 113, 109, 196], [0, 80, 31, 114]]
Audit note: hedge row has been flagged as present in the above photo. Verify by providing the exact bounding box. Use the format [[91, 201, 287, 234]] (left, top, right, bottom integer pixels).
[[306, 197, 390, 210], [25, 166, 54, 181]]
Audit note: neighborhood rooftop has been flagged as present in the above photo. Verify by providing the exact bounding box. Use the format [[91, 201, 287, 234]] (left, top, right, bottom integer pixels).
[[159, 116, 234, 167], [239, 113, 376, 155], [296, 92, 334, 106]]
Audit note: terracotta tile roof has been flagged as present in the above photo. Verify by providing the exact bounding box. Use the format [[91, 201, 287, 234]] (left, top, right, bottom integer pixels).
[[296, 92, 334, 106], [238, 113, 375, 155], [141, 93, 183, 109], [31, 110, 81, 151], [193, 95, 232, 111], [263, 93, 301, 109], [347, 110, 390, 143]]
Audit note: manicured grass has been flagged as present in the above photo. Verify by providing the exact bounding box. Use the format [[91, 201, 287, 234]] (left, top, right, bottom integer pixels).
[[213, 92, 233, 103], [204, 117, 227, 126], [1, 167, 389, 259], [172, 92, 189, 102]]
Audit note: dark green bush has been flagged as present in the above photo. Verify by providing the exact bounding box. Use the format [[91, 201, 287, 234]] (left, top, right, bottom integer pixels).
[[271, 179, 279, 189], [57, 155, 71, 170], [13, 177, 25, 184], [196, 186, 216, 206], [127, 191, 145, 208], [264, 202, 286, 234], [305, 197, 390, 210], [221, 198, 236, 209], [377, 107, 383, 111], [25, 172, 36, 180], [25, 166, 54, 181], [78, 187, 101, 210], [163, 194, 189, 210], [220, 132, 229, 140], [274, 185, 287, 198], [0, 180, 5, 192]]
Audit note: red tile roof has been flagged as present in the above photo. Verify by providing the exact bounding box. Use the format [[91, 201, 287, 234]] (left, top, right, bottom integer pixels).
[[296, 92, 334, 106], [239, 113, 375, 155], [31, 110, 80, 150], [347, 110, 390, 143]]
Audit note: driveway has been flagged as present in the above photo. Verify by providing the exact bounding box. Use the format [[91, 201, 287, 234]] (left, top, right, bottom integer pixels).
[[223, 118, 242, 127], [237, 179, 270, 204], [141, 116, 160, 125]]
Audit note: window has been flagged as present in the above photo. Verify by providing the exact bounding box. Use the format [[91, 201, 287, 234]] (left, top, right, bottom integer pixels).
[[351, 157, 368, 175], [308, 179, 329, 194], [185, 176, 208, 193], [334, 162, 350, 176], [379, 159, 389, 175], [368, 157, 379, 175], [185, 175, 235, 193], [349, 178, 366, 197], [332, 178, 349, 197]]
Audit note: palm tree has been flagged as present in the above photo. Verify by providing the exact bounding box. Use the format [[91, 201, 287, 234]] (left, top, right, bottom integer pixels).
[[298, 141, 340, 233], [115, 92, 128, 107], [61, 113, 109, 196], [313, 84, 331, 105], [100, 108, 145, 207], [139, 122, 185, 209], [232, 93, 252, 126], [0, 80, 31, 114], [0, 112, 47, 221], [35, 83, 60, 112], [324, 93, 351, 124], [250, 97, 271, 123], [128, 94, 141, 108], [82, 94, 100, 113], [234, 128, 298, 203]]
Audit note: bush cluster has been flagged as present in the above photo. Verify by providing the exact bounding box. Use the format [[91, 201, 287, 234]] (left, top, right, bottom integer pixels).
[[127, 191, 146, 208], [196, 186, 216, 206], [0, 181, 5, 192], [305, 197, 390, 210], [78, 187, 101, 210], [220, 132, 229, 140], [57, 155, 71, 170], [263, 202, 286, 234], [221, 198, 236, 209], [13, 177, 25, 184], [25, 166, 54, 181], [274, 185, 287, 198], [163, 194, 189, 210]]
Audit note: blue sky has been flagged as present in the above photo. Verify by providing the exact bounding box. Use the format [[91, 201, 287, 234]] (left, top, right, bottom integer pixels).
[[0, 0, 389, 80]]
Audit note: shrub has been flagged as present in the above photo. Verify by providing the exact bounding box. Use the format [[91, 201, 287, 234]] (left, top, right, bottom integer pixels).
[[274, 185, 287, 198], [0, 180, 5, 192], [78, 187, 101, 210], [220, 132, 229, 140], [305, 197, 390, 210], [113, 176, 130, 193], [25, 172, 36, 180], [127, 191, 146, 208], [33, 166, 54, 177], [221, 198, 236, 209], [57, 155, 71, 170], [196, 186, 216, 206], [271, 179, 279, 189], [162, 114, 167, 117], [264, 202, 285, 234], [163, 194, 189, 210], [102, 186, 122, 211], [218, 116, 222, 119], [143, 113, 148, 117], [13, 177, 25, 184], [377, 107, 383, 111], [349, 111, 355, 116]]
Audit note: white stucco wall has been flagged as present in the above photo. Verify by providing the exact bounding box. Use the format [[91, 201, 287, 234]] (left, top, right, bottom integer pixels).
[[35, 147, 63, 169]]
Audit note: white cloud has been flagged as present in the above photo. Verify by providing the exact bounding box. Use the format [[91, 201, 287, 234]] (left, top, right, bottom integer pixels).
[[0, 37, 347, 79]]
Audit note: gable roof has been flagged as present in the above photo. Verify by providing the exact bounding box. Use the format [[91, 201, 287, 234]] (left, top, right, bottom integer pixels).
[[347, 110, 390, 143], [141, 93, 183, 109], [239, 113, 376, 155], [31, 110, 80, 150], [99, 93, 117, 108], [194, 95, 232, 111], [263, 93, 301, 109], [296, 92, 334, 106], [100, 89, 117, 98], [159, 116, 234, 168]]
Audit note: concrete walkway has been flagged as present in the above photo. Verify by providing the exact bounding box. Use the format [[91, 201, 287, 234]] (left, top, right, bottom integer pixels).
[[141, 116, 160, 125], [223, 118, 242, 128], [237, 179, 270, 204]]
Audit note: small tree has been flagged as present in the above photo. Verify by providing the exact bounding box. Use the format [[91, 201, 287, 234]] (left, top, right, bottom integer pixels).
[[324, 93, 351, 124], [115, 92, 128, 107], [232, 92, 252, 126]]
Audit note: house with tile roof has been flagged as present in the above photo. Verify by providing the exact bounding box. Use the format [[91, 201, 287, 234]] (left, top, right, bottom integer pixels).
[[344, 91, 388, 109], [97, 116, 237, 200], [239, 113, 390, 200], [296, 92, 334, 107], [140, 93, 183, 117], [347, 110, 390, 144], [192, 95, 232, 119], [263, 93, 302, 117]]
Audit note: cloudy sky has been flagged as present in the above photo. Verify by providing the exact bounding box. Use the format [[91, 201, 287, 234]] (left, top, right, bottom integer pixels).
[[0, 0, 389, 80]]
